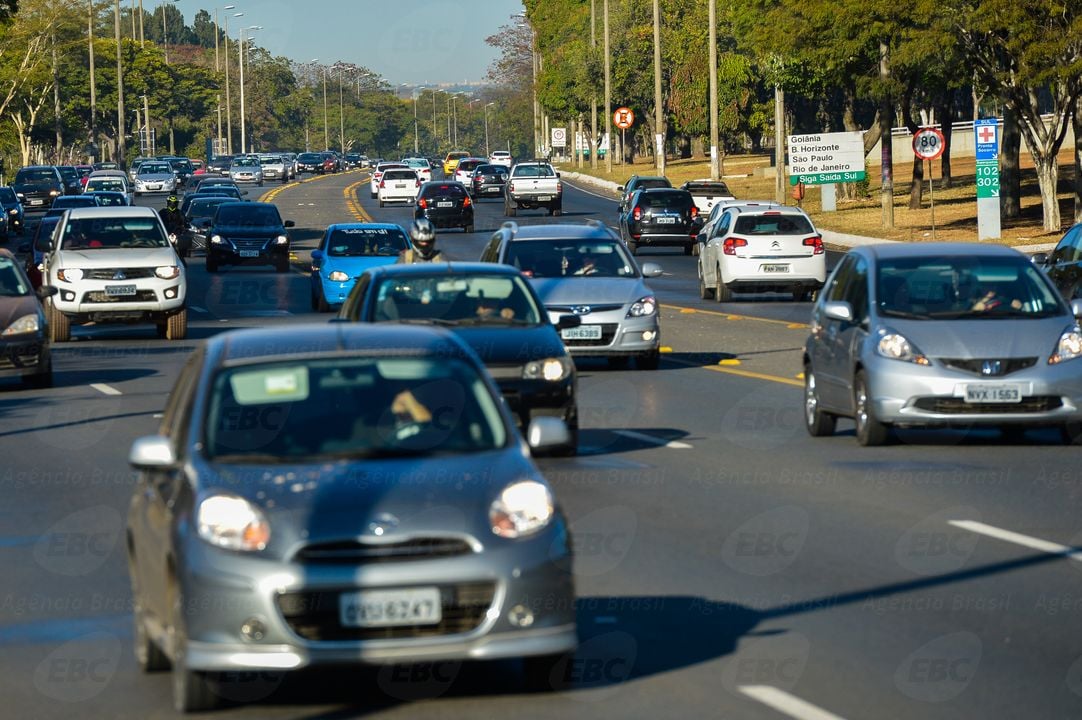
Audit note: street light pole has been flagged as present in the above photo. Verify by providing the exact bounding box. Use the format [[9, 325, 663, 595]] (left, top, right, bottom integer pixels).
[[115, 0, 125, 165], [88, 0, 97, 161], [322, 64, 328, 151], [603, 0, 611, 172], [338, 64, 345, 154], [413, 87, 426, 155], [226, 12, 240, 154], [238, 25, 259, 154], [652, 0, 664, 175], [708, 0, 719, 180], [484, 102, 495, 157]]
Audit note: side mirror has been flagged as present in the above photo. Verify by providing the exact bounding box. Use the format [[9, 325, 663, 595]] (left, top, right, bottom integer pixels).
[[311, 249, 324, 262], [555, 314, 582, 331], [1071, 299, 1082, 319], [36, 285, 58, 299], [1031, 252, 1050, 266], [640, 262, 663, 278], [556, 172, 561, 178], [822, 300, 853, 322], [527, 416, 570, 450], [617, 185, 624, 192], [128, 435, 178, 470], [284, 220, 295, 228]]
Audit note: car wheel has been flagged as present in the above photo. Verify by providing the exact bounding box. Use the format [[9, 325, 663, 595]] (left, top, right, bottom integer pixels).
[[627, 240, 638, 255], [714, 266, 732, 302], [691, 242, 700, 257], [522, 652, 573, 692], [24, 360, 53, 389], [379, 199, 385, 208], [169, 580, 220, 713], [465, 223, 475, 233], [47, 300, 70, 342], [854, 370, 889, 446], [129, 556, 169, 673], [316, 291, 330, 313], [683, 243, 692, 256], [505, 202, 517, 217], [699, 268, 714, 299], [275, 255, 290, 273], [1060, 422, 1082, 445], [793, 284, 811, 302], [804, 366, 836, 437], [371, 192, 377, 199], [166, 309, 187, 341], [552, 206, 562, 217], [607, 356, 631, 370], [637, 349, 660, 370]]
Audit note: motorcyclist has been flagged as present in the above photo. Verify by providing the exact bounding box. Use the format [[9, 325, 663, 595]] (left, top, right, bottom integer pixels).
[[159, 195, 189, 258], [397, 218, 445, 263]]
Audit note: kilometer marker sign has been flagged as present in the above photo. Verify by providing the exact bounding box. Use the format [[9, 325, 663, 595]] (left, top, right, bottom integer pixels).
[[787, 131, 866, 186]]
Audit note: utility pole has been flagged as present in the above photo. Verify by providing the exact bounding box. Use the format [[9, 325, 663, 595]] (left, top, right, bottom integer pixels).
[[322, 64, 328, 150], [224, 15, 232, 154], [52, 33, 61, 161], [774, 85, 785, 204], [604, 0, 611, 173], [138, 0, 143, 44], [590, 0, 597, 169], [652, 0, 664, 175], [708, 0, 719, 180], [115, 0, 125, 165], [532, 29, 540, 158], [879, 40, 895, 228], [89, 0, 97, 161]]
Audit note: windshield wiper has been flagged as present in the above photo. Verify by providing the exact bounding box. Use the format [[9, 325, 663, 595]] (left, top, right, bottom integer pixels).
[[879, 309, 933, 320]]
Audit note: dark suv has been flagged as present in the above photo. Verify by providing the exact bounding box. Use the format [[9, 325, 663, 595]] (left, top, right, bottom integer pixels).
[[617, 175, 672, 213], [0, 186, 25, 235], [203, 201, 294, 273], [56, 166, 84, 195], [13, 166, 64, 212], [619, 187, 699, 255], [414, 181, 474, 232]]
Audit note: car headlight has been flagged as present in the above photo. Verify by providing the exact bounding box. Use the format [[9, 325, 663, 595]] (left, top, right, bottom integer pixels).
[[56, 268, 83, 282], [197, 494, 271, 552], [15, 193, 24, 200], [210, 234, 224, 245], [523, 357, 573, 382], [490, 480, 554, 539], [876, 330, 931, 365], [627, 295, 657, 317], [49, 189, 60, 196], [155, 265, 181, 280], [8, 208, 17, 215], [1049, 328, 1082, 365], [275, 235, 288, 245], [2, 314, 39, 336], [328, 270, 349, 282]]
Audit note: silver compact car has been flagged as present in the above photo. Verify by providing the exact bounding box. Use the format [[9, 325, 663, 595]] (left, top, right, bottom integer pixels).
[[228, 156, 264, 185], [126, 324, 577, 712], [803, 243, 1082, 445], [132, 160, 178, 195], [482, 221, 663, 369]]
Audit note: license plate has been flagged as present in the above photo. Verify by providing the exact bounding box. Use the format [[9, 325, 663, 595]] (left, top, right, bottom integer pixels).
[[963, 384, 1022, 403], [238, 250, 261, 258], [339, 587, 442, 628], [656, 216, 677, 224], [395, 183, 405, 188], [437, 201, 453, 208], [761, 264, 790, 273], [562, 325, 603, 340], [29, 199, 42, 206], [485, 187, 500, 193], [148, 184, 161, 190], [536, 196, 552, 202], [105, 284, 137, 297]]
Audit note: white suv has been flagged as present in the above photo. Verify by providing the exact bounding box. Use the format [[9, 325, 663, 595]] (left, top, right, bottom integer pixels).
[[489, 150, 513, 168], [377, 168, 420, 206], [44, 206, 187, 341], [697, 205, 825, 302]]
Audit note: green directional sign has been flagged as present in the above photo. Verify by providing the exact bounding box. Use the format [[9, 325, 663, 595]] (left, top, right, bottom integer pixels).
[[976, 159, 1000, 199], [790, 170, 867, 186]]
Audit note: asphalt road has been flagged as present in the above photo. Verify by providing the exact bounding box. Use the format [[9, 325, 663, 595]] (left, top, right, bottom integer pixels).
[[2, 173, 1081, 719]]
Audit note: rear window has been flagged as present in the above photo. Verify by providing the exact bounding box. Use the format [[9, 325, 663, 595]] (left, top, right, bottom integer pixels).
[[513, 165, 556, 178], [734, 213, 815, 235], [421, 184, 467, 198], [0, 188, 15, 203], [383, 170, 418, 181], [86, 179, 126, 193], [634, 178, 671, 190], [684, 182, 732, 196], [638, 191, 692, 209], [474, 165, 506, 175], [187, 198, 229, 217]]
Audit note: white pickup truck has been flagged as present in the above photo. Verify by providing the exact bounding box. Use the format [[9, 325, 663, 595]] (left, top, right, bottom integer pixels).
[[680, 180, 736, 215], [504, 162, 562, 216]]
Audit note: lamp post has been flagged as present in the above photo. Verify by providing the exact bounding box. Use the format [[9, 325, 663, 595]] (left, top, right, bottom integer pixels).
[[484, 102, 495, 157], [336, 63, 346, 154], [603, 0, 611, 172], [238, 24, 260, 155], [413, 86, 427, 155], [160, 0, 177, 63], [652, 0, 664, 174], [225, 11, 242, 154], [88, 0, 97, 162], [114, 0, 124, 165], [321, 62, 328, 151]]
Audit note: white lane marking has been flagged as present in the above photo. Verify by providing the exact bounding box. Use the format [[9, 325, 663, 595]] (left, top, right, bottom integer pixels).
[[189, 305, 208, 313], [949, 520, 1082, 561], [739, 686, 848, 720], [562, 178, 620, 202], [152, 413, 164, 419], [90, 383, 122, 396], [613, 429, 692, 449]]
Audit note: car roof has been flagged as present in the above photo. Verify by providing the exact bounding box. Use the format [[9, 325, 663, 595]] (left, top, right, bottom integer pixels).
[[326, 222, 404, 232], [88, 170, 127, 178], [364, 262, 522, 279], [64, 206, 158, 219], [860, 242, 1023, 260], [503, 221, 617, 242], [210, 324, 475, 366]]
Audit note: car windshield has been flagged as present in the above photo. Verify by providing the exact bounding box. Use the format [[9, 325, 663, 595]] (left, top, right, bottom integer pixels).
[[298, 153, 321, 162], [52, 197, 97, 208], [0, 257, 30, 296], [734, 213, 815, 235], [876, 256, 1065, 320], [514, 165, 555, 178], [326, 227, 409, 257], [187, 198, 229, 217], [86, 179, 125, 193], [15, 169, 57, 184], [232, 158, 259, 168], [373, 274, 542, 325], [60, 216, 168, 250], [204, 356, 507, 461], [139, 163, 171, 174], [215, 205, 281, 226], [506, 239, 638, 279]]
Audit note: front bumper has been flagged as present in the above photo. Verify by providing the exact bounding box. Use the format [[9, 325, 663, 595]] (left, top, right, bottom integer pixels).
[[545, 309, 660, 357], [208, 242, 289, 265], [864, 355, 1082, 426], [51, 278, 186, 321], [175, 522, 576, 672], [134, 180, 176, 193], [317, 275, 358, 307], [490, 373, 576, 427], [0, 334, 48, 377]]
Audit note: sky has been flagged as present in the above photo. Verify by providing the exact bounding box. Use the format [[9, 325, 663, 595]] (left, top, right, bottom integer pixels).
[[171, 0, 526, 85]]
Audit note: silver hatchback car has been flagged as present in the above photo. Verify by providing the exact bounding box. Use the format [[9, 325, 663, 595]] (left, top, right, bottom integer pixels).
[[126, 324, 577, 711], [803, 243, 1082, 445]]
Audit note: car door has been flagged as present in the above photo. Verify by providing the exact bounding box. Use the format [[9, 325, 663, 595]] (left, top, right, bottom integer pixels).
[[702, 210, 733, 285], [1048, 225, 1082, 298], [819, 256, 869, 413], [811, 256, 856, 411]]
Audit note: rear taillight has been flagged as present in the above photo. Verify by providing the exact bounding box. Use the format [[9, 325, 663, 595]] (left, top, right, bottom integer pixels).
[[632, 206, 642, 221], [556, 181, 562, 193], [463, 196, 472, 207], [723, 237, 748, 255], [379, 180, 385, 188], [418, 198, 427, 209], [416, 180, 421, 187], [690, 206, 699, 218], [508, 182, 515, 193], [803, 235, 824, 254]]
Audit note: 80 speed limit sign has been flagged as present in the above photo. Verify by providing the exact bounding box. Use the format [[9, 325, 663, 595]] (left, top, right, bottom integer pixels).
[[912, 127, 946, 161]]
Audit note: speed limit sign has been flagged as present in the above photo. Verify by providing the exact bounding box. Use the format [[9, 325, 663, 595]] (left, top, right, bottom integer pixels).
[[912, 127, 946, 161]]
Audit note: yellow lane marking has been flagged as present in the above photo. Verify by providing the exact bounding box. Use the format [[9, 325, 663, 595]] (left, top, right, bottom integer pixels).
[[664, 354, 804, 388], [661, 303, 809, 329], [660, 346, 673, 353], [343, 179, 372, 222], [718, 358, 741, 366]]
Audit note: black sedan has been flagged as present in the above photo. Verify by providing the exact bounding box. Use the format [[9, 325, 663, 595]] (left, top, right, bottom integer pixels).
[[296, 152, 323, 174], [13, 166, 64, 212], [469, 163, 509, 199], [1034, 223, 1082, 299], [619, 187, 700, 255], [415, 181, 474, 232], [338, 262, 582, 453], [202, 201, 294, 272], [0, 248, 53, 387], [0, 186, 25, 235]]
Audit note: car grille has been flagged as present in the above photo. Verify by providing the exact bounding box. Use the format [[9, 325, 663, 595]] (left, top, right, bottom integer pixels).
[[0, 349, 42, 370], [230, 238, 269, 252], [276, 581, 496, 641], [82, 290, 157, 303], [547, 304, 624, 314], [84, 267, 155, 280], [293, 537, 474, 564], [938, 357, 1039, 377], [912, 396, 1063, 414], [486, 364, 524, 380], [562, 322, 619, 347]]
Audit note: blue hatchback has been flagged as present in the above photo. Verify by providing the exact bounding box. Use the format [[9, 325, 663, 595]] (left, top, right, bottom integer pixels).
[[310, 223, 410, 311]]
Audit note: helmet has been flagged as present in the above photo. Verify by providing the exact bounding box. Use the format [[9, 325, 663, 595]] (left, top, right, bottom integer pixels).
[[166, 194, 179, 210], [409, 218, 437, 257]]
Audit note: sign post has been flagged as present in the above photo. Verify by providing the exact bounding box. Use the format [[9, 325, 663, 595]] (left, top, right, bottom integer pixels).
[[613, 107, 634, 167], [787, 131, 865, 213], [974, 118, 1001, 241], [912, 127, 946, 240]]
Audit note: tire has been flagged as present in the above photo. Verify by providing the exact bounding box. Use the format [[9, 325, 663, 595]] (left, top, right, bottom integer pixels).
[[371, 192, 377, 199], [627, 240, 638, 255], [1061, 422, 1082, 445], [165, 309, 187, 341], [691, 242, 700, 257], [522, 652, 573, 693], [465, 224, 475, 234], [699, 269, 715, 300], [714, 266, 732, 302], [169, 582, 220, 713], [24, 360, 53, 389], [379, 199, 385, 208], [275, 256, 289, 273], [551, 206, 562, 217], [854, 370, 889, 446], [793, 285, 811, 302], [803, 366, 836, 437], [316, 291, 330, 313], [47, 300, 70, 342], [683, 243, 692, 256], [637, 349, 660, 370]]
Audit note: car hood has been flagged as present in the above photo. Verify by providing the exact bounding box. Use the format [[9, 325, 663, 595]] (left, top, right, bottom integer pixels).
[[193, 448, 539, 550], [323, 255, 399, 276], [530, 277, 646, 307], [452, 325, 567, 364], [55, 246, 178, 267], [213, 224, 285, 237], [0, 295, 41, 331], [876, 316, 1073, 359]]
